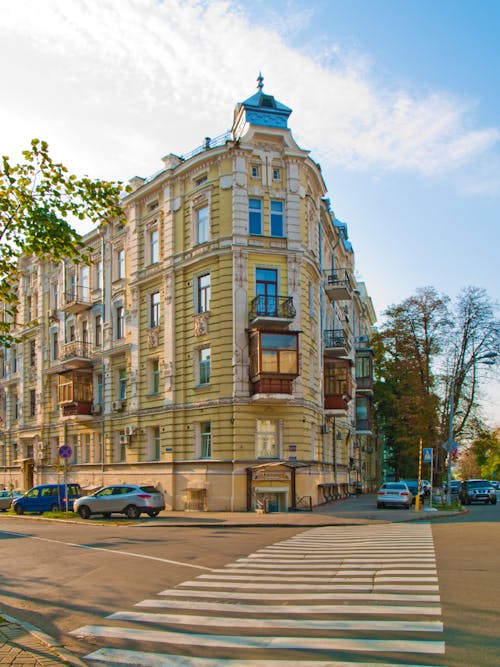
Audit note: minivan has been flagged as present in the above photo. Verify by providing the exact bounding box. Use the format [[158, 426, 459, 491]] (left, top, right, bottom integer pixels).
[[12, 484, 82, 514]]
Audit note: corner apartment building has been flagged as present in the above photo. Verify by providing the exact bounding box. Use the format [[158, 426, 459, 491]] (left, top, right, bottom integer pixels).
[[0, 79, 378, 511]]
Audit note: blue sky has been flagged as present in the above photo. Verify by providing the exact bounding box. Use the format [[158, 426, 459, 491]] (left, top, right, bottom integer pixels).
[[1, 0, 498, 423]]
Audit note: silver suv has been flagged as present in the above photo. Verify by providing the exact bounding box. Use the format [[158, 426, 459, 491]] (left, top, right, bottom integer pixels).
[[74, 484, 165, 519], [458, 479, 497, 505]]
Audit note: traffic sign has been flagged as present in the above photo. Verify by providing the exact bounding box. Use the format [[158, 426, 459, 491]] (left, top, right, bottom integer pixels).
[[58, 444, 73, 459], [442, 438, 459, 453], [423, 447, 433, 463]]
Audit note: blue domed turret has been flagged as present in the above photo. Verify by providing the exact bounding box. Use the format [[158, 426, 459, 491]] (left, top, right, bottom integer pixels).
[[232, 73, 292, 137]]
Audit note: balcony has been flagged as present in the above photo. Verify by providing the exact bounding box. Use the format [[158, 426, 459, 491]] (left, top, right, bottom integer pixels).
[[62, 286, 91, 314], [58, 370, 93, 420], [324, 328, 351, 358], [60, 340, 93, 369], [324, 269, 353, 301], [356, 376, 374, 394], [251, 377, 295, 402], [324, 393, 351, 414], [249, 295, 296, 327], [356, 418, 373, 434]]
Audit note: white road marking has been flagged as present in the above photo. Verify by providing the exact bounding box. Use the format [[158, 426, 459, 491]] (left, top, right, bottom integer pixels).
[[138, 598, 442, 616], [175, 580, 439, 602], [85, 647, 447, 667], [72, 625, 445, 654], [110, 610, 443, 632]]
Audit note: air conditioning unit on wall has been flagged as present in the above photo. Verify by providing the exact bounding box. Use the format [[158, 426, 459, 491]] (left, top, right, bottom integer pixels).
[[119, 434, 129, 445], [125, 426, 135, 436], [112, 400, 124, 412]]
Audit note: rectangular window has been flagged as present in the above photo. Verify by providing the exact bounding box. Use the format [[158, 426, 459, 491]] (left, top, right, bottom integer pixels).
[[115, 306, 124, 339], [196, 205, 209, 244], [95, 315, 102, 347], [95, 260, 103, 290], [197, 274, 210, 313], [80, 265, 89, 301], [118, 368, 127, 400], [30, 389, 36, 417], [256, 268, 278, 316], [152, 426, 161, 461], [117, 249, 125, 279], [270, 200, 284, 237], [249, 198, 262, 235], [150, 291, 160, 327], [256, 419, 278, 458], [200, 421, 211, 458], [30, 340, 36, 367], [149, 229, 159, 264], [199, 347, 210, 385], [251, 165, 259, 178], [150, 358, 160, 394], [260, 333, 298, 374], [51, 331, 59, 361], [272, 168, 281, 181]]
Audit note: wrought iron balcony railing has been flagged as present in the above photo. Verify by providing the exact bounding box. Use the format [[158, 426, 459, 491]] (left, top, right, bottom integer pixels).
[[249, 295, 296, 321]]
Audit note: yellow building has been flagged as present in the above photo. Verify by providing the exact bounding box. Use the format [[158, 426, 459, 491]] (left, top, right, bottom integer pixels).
[[0, 78, 378, 511]]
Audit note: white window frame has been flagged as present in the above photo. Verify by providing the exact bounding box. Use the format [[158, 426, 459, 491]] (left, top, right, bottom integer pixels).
[[270, 200, 284, 237], [249, 198, 263, 235], [196, 273, 211, 313], [150, 290, 160, 328], [197, 347, 210, 385], [149, 228, 159, 265], [196, 421, 212, 458], [195, 204, 209, 244], [116, 248, 125, 280]]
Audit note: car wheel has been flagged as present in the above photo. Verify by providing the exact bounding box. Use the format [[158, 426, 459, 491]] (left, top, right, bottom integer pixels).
[[50, 504, 60, 512], [405, 503, 411, 509], [14, 504, 24, 515], [491, 497, 497, 505], [146, 510, 160, 517], [78, 505, 91, 520], [377, 502, 383, 509], [124, 504, 140, 519], [102, 512, 111, 518]]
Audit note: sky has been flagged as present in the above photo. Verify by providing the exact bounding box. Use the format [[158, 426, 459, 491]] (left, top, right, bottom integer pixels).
[[1, 0, 498, 424]]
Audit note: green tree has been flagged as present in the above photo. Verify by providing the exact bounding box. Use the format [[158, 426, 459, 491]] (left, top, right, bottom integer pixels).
[[374, 287, 448, 478], [0, 139, 124, 344], [470, 428, 500, 480]]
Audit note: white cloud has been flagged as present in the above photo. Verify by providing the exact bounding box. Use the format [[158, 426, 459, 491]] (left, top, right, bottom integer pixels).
[[1, 0, 498, 182]]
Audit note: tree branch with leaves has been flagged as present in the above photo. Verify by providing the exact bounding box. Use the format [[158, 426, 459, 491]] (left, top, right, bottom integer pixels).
[[0, 139, 125, 344]]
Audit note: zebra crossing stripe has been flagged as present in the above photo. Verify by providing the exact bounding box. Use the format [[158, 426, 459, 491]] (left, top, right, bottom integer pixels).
[[85, 647, 447, 667], [177, 580, 441, 597], [138, 598, 442, 616], [110, 610, 443, 632], [72, 624, 445, 654]]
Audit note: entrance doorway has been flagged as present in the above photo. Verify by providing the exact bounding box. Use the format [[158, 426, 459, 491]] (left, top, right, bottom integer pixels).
[[255, 489, 288, 512]]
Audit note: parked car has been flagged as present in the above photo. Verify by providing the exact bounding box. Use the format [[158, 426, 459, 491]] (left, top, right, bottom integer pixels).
[[447, 480, 461, 498], [12, 484, 82, 514], [398, 479, 425, 505], [458, 479, 497, 505], [0, 490, 22, 511], [490, 480, 499, 490], [376, 482, 412, 509], [74, 484, 165, 519]]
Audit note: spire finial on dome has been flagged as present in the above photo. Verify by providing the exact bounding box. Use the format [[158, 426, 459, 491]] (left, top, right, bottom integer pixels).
[[257, 72, 264, 91]]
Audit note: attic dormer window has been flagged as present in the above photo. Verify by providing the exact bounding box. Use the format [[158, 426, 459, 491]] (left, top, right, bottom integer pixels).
[[260, 95, 276, 108], [195, 175, 208, 186]]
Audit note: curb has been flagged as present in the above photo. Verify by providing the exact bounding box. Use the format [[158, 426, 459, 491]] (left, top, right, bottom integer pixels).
[[0, 612, 88, 667]]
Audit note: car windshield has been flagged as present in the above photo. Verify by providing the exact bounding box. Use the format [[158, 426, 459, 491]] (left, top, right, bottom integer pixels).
[[140, 486, 160, 493], [467, 480, 490, 488]]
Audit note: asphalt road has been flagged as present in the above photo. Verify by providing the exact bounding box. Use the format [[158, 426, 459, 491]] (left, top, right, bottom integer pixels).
[[0, 496, 498, 666]]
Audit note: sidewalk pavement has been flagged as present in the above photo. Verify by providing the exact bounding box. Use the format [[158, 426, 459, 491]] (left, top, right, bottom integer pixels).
[[1, 493, 462, 665], [0, 613, 87, 667]]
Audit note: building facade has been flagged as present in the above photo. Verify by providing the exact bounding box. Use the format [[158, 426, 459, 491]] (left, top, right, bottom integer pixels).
[[0, 79, 378, 511]]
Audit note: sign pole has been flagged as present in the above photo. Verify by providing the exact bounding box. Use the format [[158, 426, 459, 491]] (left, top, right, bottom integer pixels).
[[415, 438, 423, 513]]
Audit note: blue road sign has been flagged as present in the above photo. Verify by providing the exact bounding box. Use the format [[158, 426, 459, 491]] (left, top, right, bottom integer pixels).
[[423, 447, 433, 463], [58, 444, 73, 459]]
